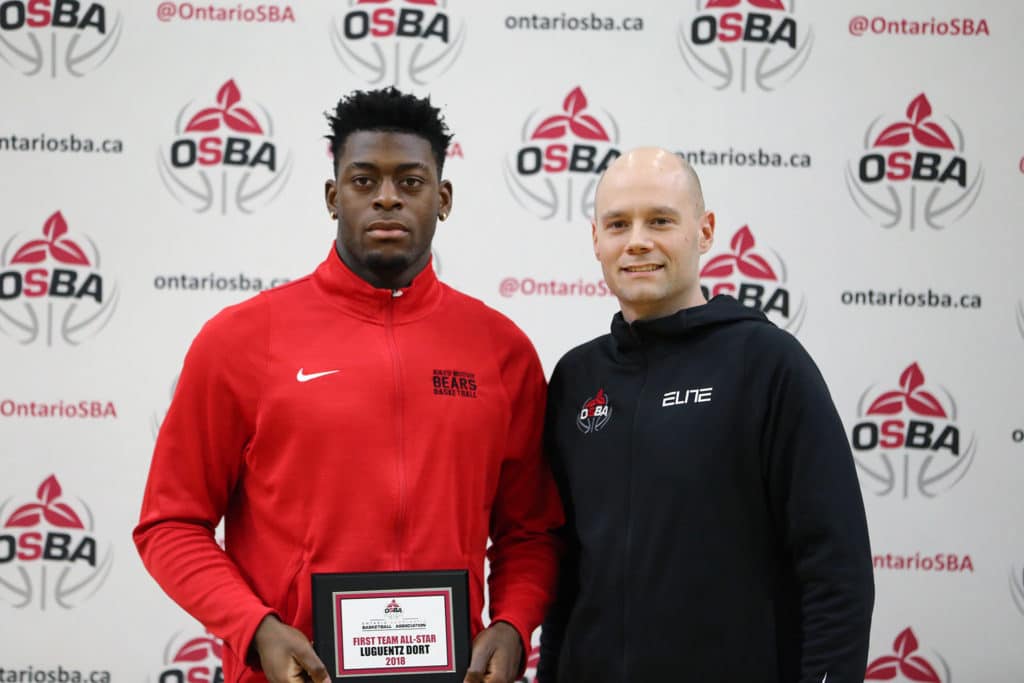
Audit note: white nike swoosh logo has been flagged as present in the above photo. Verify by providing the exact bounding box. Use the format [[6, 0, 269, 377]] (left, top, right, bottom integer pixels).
[[296, 368, 339, 383]]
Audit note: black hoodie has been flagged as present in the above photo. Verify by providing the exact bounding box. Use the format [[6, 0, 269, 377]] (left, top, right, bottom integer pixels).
[[538, 296, 874, 683]]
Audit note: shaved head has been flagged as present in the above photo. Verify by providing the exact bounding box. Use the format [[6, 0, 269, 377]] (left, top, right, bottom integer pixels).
[[596, 147, 705, 218], [590, 146, 715, 322]]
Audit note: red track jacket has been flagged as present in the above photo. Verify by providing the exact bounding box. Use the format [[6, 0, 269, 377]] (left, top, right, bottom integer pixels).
[[134, 247, 563, 683]]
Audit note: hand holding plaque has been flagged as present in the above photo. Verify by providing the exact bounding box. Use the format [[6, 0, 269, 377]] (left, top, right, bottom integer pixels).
[[312, 571, 470, 682], [464, 622, 522, 683], [254, 616, 331, 683]]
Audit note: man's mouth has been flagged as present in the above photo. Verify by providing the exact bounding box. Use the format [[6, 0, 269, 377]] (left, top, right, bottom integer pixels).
[[621, 264, 662, 273], [366, 220, 409, 238]]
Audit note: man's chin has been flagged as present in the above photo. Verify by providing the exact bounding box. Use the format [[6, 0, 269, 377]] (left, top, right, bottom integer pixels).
[[614, 283, 664, 304], [364, 252, 413, 273]]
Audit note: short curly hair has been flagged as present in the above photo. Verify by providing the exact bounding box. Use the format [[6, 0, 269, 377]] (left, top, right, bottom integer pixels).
[[326, 87, 454, 175]]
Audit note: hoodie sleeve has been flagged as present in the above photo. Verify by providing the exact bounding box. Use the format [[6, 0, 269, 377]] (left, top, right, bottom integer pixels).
[[756, 328, 875, 683], [486, 322, 565, 666], [536, 363, 578, 683], [133, 298, 274, 672]]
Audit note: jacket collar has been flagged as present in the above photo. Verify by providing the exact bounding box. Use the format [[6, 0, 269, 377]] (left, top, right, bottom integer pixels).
[[312, 244, 443, 324], [609, 295, 769, 352]]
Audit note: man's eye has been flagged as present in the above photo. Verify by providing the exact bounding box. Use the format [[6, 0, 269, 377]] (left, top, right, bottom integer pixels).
[[401, 177, 424, 187], [352, 177, 373, 187], [607, 221, 627, 229]]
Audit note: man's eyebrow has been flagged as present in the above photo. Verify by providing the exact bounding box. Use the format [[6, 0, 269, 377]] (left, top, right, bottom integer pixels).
[[344, 161, 431, 172], [339, 159, 428, 171], [599, 206, 683, 221], [598, 209, 628, 221], [394, 162, 431, 173]]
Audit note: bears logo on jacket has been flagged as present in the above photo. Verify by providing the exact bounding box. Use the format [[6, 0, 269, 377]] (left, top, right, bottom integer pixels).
[[576, 389, 611, 434]]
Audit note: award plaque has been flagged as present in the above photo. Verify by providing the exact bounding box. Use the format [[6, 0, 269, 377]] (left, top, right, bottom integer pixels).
[[312, 570, 470, 682]]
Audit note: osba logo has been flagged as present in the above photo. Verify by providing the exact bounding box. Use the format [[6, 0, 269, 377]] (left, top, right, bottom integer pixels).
[[158, 79, 293, 215], [846, 93, 983, 231], [330, 0, 465, 87], [677, 0, 813, 93], [849, 362, 975, 499], [384, 598, 403, 622], [0, 475, 113, 610], [0, 210, 119, 347], [0, 0, 121, 78], [576, 388, 611, 434], [700, 224, 806, 333], [151, 630, 224, 683], [504, 86, 620, 223], [865, 627, 951, 683]]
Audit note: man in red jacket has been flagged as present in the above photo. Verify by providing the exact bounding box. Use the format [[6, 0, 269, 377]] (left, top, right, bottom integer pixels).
[[134, 88, 563, 683]]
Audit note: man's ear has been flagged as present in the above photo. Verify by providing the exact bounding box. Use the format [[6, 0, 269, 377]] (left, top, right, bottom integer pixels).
[[592, 221, 599, 260], [438, 179, 453, 219], [325, 179, 337, 216], [698, 211, 715, 254]]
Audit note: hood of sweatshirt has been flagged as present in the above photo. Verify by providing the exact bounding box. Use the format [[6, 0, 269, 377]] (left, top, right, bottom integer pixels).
[[610, 294, 770, 352]]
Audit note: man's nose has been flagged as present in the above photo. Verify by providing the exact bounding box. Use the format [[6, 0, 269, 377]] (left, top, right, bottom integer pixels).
[[624, 223, 652, 252], [373, 177, 402, 210]]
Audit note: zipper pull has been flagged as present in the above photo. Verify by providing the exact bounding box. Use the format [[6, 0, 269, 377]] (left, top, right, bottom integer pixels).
[[392, 289, 404, 298]]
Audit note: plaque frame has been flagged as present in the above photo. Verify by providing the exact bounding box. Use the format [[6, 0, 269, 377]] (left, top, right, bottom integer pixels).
[[312, 570, 470, 682]]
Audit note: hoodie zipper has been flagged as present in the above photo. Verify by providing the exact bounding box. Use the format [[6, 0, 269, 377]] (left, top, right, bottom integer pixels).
[[386, 289, 406, 570], [622, 345, 648, 681]]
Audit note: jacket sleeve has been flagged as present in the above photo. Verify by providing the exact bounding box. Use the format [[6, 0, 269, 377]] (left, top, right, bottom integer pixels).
[[133, 300, 274, 671], [486, 326, 565, 664], [758, 329, 875, 683], [536, 364, 578, 683]]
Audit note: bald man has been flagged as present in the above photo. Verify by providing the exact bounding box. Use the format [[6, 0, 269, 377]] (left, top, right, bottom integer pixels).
[[537, 149, 874, 682]]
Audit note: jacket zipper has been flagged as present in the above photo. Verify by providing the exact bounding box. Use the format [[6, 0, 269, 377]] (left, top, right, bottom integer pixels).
[[623, 347, 648, 681], [386, 289, 406, 570]]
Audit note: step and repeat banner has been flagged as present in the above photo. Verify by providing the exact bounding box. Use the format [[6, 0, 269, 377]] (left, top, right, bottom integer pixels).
[[2, 1, 1023, 681]]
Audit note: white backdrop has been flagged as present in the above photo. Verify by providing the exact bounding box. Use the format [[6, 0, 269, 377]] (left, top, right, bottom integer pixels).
[[1, 1, 1023, 681]]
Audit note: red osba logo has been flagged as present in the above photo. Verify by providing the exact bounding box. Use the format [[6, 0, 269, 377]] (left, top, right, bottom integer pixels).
[[0, 0, 121, 78], [677, 0, 811, 93], [158, 79, 293, 215], [330, 0, 465, 87], [0, 210, 119, 347], [0, 475, 113, 610], [699, 224, 806, 333], [847, 93, 983, 231], [505, 86, 621, 222], [153, 630, 224, 683], [576, 388, 612, 434], [865, 627, 951, 683], [383, 598, 404, 623], [850, 363, 975, 499]]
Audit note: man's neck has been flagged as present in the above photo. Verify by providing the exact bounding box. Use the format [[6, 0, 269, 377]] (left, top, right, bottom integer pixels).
[[621, 290, 707, 324], [334, 242, 427, 291]]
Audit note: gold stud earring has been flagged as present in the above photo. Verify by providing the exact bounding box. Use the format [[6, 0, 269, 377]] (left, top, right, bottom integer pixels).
[[439, 211, 448, 221], [330, 211, 337, 220]]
